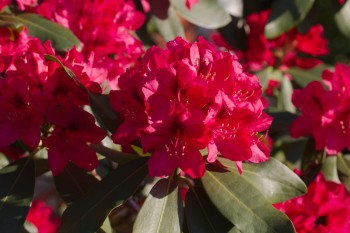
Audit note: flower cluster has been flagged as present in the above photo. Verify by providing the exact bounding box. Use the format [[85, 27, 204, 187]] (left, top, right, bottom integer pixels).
[[0, 28, 105, 175], [275, 173, 350, 233], [291, 63, 350, 154], [213, 10, 329, 72], [110, 37, 272, 178], [30, 0, 145, 89]]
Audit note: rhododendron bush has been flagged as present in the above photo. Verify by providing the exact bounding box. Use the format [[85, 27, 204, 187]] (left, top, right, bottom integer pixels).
[[1, 0, 350, 232]]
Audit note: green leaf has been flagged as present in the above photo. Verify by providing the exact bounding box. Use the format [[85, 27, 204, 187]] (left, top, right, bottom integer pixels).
[[133, 179, 183, 233], [153, 6, 185, 42], [202, 163, 297, 233], [185, 187, 239, 233], [268, 111, 297, 138], [335, 0, 350, 40], [100, 217, 112, 233], [322, 156, 340, 183], [217, 0, 243, 17], [256, 67, 273, 91], [265, 0, 315, 39], [54, 163, 99, 205], [91, 144, 140, 165], [0, 157, 35, 233], [337, 154, 350, 192], [338, 154, 350, 176], [170, 0, 231, 29], [289, 64, 330, 88], [280, 76, 296, 113], [58, 157, 148, 233], [0, 19, 23, 32], [219, 158, 307, 203], [0, 13, 80, 51]]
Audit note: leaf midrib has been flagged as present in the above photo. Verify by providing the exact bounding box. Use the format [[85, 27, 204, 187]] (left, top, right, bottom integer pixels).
[[205, 171, 277, 233], [155, 179, 172, 233], [0, 14, 78, 49]]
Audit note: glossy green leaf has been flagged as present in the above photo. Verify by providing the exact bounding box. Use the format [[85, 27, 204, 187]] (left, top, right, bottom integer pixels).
[[153, 6, 185, 42], [185, 187, 239, 233], [289, 64, 330, 88], [219, 158, 307, 203], [133, 179, 183, 233], [91, 144, 140, 165], [202, 163, 297, 233], [54, 163, 99, 205], [170, 0, 231, 29], [256, 67, 272, 91], [322, 156, 340, 183], [217, 0, 243, 17], [265, 0, 315, 39], [338, 154, 350, 176], [59, 157, 148, 233], [337, 154, 350, 192], [281, 76, 296, 113], [335, 0, 350, 39], [0, 13, 80, 51], [0, 157, 35, 233]]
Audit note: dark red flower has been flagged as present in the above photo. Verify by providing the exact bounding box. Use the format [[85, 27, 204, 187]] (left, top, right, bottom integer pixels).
[[43, 107, 106, 176], [0, 77, 42, 149]]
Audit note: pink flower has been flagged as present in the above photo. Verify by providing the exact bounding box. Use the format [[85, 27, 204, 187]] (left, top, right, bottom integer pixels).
[[274, 173, 350, 233], [291, 64, 350, 154], [26, 201, 61, 233], [110, 37, 271, 178]]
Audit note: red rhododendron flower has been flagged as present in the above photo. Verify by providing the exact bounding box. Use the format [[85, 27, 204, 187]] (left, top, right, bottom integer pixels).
[[110, 37, 271, 178], [0, 28, 106, 174], [291, 64, 350, 154], [275, 173, 350, 233], [0, 77, 43, 149], [26, 201, 61, 233], [213, 10, 329, 72], [43, 107, 106, 175], [33, 0, 145, 89]]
